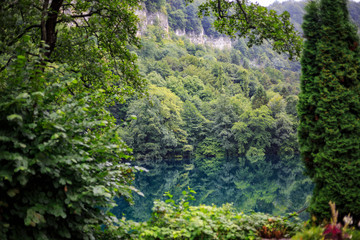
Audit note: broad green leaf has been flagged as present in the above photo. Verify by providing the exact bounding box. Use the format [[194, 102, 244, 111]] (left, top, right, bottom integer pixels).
[[7, 114, 23, 122]]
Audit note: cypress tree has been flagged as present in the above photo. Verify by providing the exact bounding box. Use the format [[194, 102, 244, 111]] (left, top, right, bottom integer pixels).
[[298, 0, 360, 222], [298, 0, 321, 177]]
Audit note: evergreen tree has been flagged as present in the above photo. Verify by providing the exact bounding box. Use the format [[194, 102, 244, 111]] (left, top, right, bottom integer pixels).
[[251, 86, 269, 109], [298, 0, 360, 222], [298, 1, 321, 179]]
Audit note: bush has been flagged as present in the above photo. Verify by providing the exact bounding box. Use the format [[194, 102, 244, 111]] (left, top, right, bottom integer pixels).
[[108, 188, 302, 239], [0, 55, 142, 239]]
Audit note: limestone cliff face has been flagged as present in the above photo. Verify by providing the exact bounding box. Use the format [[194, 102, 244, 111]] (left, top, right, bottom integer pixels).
[[136, 9, 231, 50], [136, 9, 169, 35], [175, 29, 232, 50]]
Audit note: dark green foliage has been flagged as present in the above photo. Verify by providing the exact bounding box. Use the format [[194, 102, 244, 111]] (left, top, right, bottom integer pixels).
[[0, 0, 145, 238], [0, 56, 140, 239], [298, 0, 360, 222], [272, 112, 299, 159], [207, 95, 242, 158], [185, 5, 203, 34], [269, 0, 307, 33], [232, 106, 275, 161], [168, 9, 186, 30], [201, 16, 221, 38], [144, 0, 166, 12], [182, 100, 208, 147], [251, 86, 269, 109]]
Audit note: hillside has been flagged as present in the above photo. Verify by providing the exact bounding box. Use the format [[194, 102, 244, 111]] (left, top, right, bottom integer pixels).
[[269, 0, 360, 32], [115, 0, 360, 163], [113, 0, 303, 162]]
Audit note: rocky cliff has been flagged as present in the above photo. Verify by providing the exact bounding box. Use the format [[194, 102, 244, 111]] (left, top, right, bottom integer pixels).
[[136, 8, 232, 50]]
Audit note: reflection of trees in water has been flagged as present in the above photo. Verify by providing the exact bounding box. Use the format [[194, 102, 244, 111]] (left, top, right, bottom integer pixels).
[[113, 156, 313, 221]]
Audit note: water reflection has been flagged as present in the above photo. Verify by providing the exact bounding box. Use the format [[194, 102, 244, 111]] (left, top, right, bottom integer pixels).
[[113, 156, 313, 221]]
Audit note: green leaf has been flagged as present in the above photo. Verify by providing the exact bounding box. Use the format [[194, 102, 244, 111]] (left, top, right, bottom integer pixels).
[[25, 209, 45, 227], [0, 169, 13, 181], [93, 186, 111, 197], [7, 114, 23, 122], [7, 188, 19, 197], [16, 92, 30, 99], [31, 91, 45, 98], [51, 133, 60, 140]]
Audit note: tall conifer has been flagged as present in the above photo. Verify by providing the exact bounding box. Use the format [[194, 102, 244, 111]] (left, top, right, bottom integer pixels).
[[298, 1, 321, 177], [298, 0, 360, 221]]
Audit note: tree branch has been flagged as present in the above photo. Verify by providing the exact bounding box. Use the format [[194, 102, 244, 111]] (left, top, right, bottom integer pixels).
[[217, 0, 226, 18], [3, 0, 19, 11], [41, 0, 49, 43], [235, 0, 248, 23], [0, 56, 15, 73], [69, 10, 100, 19], [0, 24, 41, 56]]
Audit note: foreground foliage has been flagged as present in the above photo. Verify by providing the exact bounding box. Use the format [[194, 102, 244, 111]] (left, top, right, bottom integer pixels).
[[0, 56, 142, 239], [0, 0, 145, 239], [293, 202, 360, 240], [100, 188, 302, 239]]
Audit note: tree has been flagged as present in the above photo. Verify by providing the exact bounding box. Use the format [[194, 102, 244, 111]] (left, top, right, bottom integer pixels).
[[124, 86, 187, 161], [251, 85, 269, 109], [144, 0, 166, 12], [298, 0, 360, 222], [271, 112, 299, 160], [208, 95, 243, 158], [185, 4, 203, 34], [182, 100, 208, 148], [186, 0, 302, 59], [0, 0, 145, 98], [232, 105, 275, 163], [169, 9, 187, 30], [0, 0, 145, 238]]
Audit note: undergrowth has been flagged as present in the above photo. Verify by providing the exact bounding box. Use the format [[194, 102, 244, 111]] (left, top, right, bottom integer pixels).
[[96, 187, 302, 239]]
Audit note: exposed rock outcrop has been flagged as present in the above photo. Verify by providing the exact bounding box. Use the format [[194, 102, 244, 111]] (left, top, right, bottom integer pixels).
[[136, 9, 169, 36], [136, 9, 231, 50]]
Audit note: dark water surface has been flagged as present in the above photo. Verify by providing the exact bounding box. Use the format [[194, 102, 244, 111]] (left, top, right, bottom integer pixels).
[[113, 156, 313, 221]]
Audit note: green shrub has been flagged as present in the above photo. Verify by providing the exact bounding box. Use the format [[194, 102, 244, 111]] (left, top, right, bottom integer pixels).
[[291, 226, 324, 240], [108, 188, 302, 239], [0, 55, 143, 239]]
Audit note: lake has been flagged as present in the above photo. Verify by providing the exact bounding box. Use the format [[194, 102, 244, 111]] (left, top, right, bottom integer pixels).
[[113, 156, 313, 221]]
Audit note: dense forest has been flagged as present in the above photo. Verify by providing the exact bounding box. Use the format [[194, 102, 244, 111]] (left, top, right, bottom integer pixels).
[[111, 0, 312, 221], [1, 0, 360, 239], [106, 0, 360, 226], [116, 0, 360, 162], [117, 0, 303, 162]]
